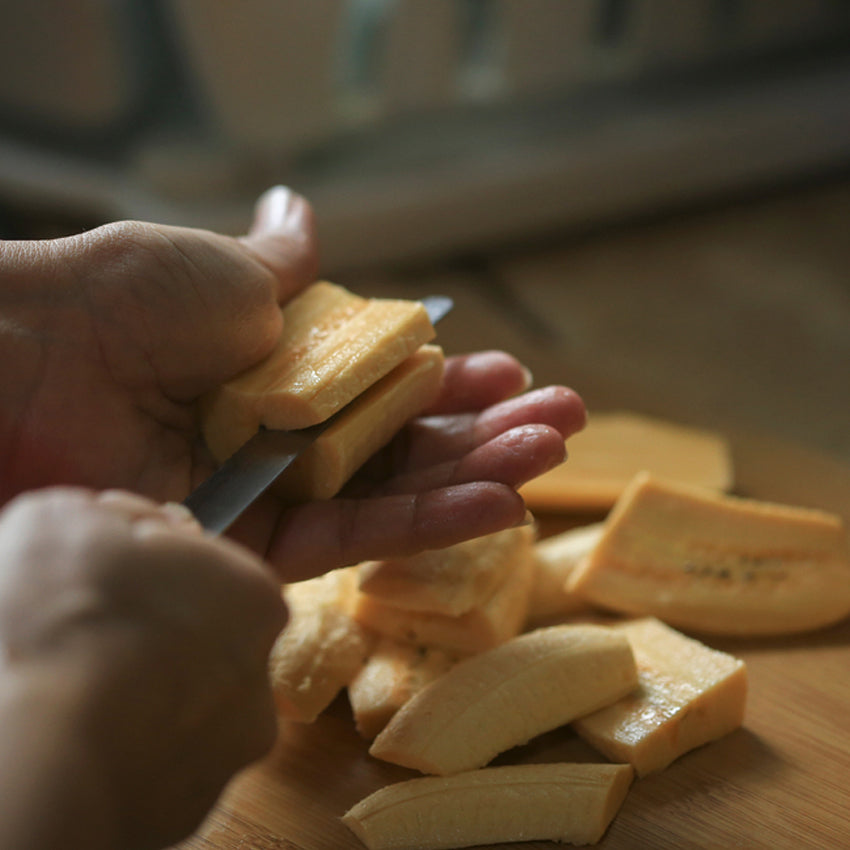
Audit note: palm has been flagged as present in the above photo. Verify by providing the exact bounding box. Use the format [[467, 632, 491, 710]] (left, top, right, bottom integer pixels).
[[0, 220, 291, 503], [0, 191, 585, 578]]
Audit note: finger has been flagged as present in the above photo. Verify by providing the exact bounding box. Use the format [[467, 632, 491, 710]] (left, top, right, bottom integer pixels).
[[96, 490, 201, 532], [423, 351, 533, 414], [132, 524, 288, 644], [403, 385, 586, 471], [261, 482, 528, 582], [375, 424, 566, 495], [63, 218, 303, 398], [240, 185, 319, 304]]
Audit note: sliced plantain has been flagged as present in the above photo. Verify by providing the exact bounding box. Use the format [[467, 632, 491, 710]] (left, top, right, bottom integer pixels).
[[527, 522, 603, 624], [343, 762, 634, 849], [348, 638, 459, 740], [573, 617, 747, 775], [369, 624, 637, 776], [201, 281, 436, 460], [357, 524, 535, 616], [273, 344, 444, 501], [352, 543, 534, 655], [269, 567, 375, 722], [567, 472, 850, 636], [519, 411, 733, 512]]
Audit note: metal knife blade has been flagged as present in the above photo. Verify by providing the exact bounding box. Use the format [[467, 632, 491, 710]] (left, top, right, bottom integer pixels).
[[183, 424, 323, 535], [184, 295, 453, 533]]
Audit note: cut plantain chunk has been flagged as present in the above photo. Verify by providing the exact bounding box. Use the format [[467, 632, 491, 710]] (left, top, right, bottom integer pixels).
[[568, 472, 850, 636], [519, 411, 733, 511], [201, 281, 436, 460], [352, 535, 534, 655], [369, 624, 638, 776], [270, 567, 374, 722], [357, 525, 535, 616], [343, 762, 634, 849], [573, 617, 747, 775], [526, 522, 603, 624], [274, 344, 444, 501], [348, 639, 459, 740]]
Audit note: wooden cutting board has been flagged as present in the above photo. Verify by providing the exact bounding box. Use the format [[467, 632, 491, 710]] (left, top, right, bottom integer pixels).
[[176, 433, 850, 850]]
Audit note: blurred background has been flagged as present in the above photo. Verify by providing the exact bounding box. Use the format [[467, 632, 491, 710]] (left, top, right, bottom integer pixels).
[[1, 0, 848, 476]]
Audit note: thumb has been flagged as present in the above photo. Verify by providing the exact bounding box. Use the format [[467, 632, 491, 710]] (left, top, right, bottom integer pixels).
[[240, 186, 320, 304], [56, 188, 318, 400]]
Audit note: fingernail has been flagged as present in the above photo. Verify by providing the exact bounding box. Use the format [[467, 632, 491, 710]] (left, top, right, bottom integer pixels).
[[252, 185, 305, 235], [520, 366, 534, 391], [514, 509, 536, 528], [160, 502, 202, 529]]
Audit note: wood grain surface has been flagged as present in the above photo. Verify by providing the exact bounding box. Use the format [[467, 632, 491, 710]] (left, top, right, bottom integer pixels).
[[177, 181, 850, 849], [175, 431, 850, 850]]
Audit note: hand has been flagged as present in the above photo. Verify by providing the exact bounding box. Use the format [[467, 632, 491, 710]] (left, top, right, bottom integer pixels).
[[230, 351, 586, 581], [0, 487, 286, 850], [0, 186, 318, 504], [0, 187, 586, 578]]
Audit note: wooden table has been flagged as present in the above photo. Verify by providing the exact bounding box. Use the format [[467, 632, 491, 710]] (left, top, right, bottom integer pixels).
[[175, 428, 850, 850], [178, 181, 850, 849], [178, 372, 850, 845]]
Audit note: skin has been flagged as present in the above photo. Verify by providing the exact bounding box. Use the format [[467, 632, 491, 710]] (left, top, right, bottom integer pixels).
[[0, 187, 586, 849], [0, 186, 586, 577], [0, 488, 287, 850]]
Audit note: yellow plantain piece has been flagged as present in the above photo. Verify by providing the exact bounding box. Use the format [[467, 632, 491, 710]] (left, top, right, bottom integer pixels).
[[568, 472, 850, 636], [519, 411, 733, 512], [369, 624, 638, 776], [573, 618, 747, 776], [357, 524, 535, 616], [342, 762, 634, 849], [526, 522, 604, 624], [269, 567, 375, 723], [348, 638, 459, 740], [273, 344, 444, 501], [201, 281, 436, 460], [352, 542, 534, 655]]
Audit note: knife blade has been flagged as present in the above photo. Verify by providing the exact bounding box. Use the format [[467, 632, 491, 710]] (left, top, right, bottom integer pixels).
[[184, 295, 453, 534]]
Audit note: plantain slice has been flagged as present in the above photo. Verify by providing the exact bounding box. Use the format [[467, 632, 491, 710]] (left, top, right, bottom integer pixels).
[[269, 567, 375, 722], [369, 624, 637, 776], [573, 617, 747, 775], [348, 639, 459, 740], [201, 281, 435, 460], [527, 522, 604, 624], [519, 411, 733, 512], [342, 762, 634, 849], [352, 540, 534, 655], [568, 472, 850, 636], [273, 344, 444, 501], [357, 524, 535, 617]]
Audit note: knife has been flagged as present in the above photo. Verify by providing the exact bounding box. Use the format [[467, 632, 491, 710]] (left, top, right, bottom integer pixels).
[[184, 295, 453, 534]]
